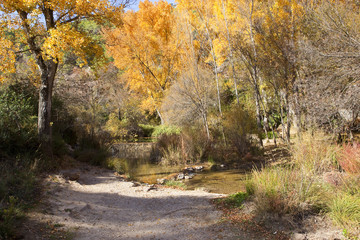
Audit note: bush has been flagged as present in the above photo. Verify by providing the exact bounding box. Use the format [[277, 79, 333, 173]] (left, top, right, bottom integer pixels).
[[291, 131, 339, 174], [0, 196, 24, 239], [151, 125, 181, 138], [250, 166, 326, 215], [139, 124, 155, 137], [0, 83, 38, 155], [247, 132, 360, 237], [160, 145, 183, 166], [180, 125, 211, 162], [151, 134, 183, 165], [222, 106, 259, 159], [338, 142, 360, 174]]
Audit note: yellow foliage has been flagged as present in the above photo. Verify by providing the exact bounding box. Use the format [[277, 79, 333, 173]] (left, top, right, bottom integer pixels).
[[0, 29, 17, 82], [0, 0, 124, 83], [42, 24, 103, 65], [104, 0, 181, 113]]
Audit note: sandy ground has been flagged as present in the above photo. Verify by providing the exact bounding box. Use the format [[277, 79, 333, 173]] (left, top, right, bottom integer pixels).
[[21, 164, 252, 240]]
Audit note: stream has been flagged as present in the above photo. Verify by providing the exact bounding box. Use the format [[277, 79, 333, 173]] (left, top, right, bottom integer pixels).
[[111, 157, 248, 194]]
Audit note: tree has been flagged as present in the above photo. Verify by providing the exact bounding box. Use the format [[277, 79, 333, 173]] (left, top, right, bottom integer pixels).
[[177, 0, 224, 117], [298, 0, 360, 138], [0, 0, 134, 155], [104, 0, 180, 124]]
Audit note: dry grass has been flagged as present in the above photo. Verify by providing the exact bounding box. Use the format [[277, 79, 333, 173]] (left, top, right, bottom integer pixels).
[[248, 131, 360, 237], [249, 166, 326, 216], [338, 142, 360, 174]]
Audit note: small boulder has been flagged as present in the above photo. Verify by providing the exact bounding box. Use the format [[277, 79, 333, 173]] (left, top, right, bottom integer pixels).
[[147, 184, 157, 192], [177, 173, 185, 180], [132, 182, 141, 187], [188, 173, 195, 179], [157, 178, 167, 185], [194, 166, 204, 172]]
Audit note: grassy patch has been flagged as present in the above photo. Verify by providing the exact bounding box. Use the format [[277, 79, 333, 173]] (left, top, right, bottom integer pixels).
[[328, 192, 360, 235], [215, 192, 249, 209], [245, 132, 360, 237], [249, 166, 327, 215], [164, 180, 187, 190]]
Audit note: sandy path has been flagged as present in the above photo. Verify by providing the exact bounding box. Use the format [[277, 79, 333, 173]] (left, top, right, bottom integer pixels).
[[24, 164, 250, 240]]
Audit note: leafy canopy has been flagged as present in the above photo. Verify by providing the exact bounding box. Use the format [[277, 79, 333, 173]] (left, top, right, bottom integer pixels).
[[0, 0, 130, 81]]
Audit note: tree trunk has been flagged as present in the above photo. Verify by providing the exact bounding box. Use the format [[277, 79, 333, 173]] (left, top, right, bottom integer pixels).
[[38, 61, 58, 155], [18, 10, 58, 157], [156, 108, 165, 125], [221, 0, 240, 105], [284, 92, 291, 143], [254, 93, 264, 147], [202, 110, 211, 140]]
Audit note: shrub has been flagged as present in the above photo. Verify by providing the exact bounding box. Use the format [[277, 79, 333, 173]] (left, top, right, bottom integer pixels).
[[139, 124, 155, 137], [151, 125, 181, 138], [0, 83, 38, 155], [151, 134, 184, 165], [249, 166, 326, 215], [222, 106, 259, 159], [0, 162, 37, 239], [291, 131, 339, 174], [0, 196, 24, 239], [181, 125, 211, 162], [338, 142, 360, 174], [160, 145, 183, 166]]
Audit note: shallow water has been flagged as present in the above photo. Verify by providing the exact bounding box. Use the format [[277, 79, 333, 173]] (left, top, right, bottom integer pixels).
[[114, 158, 247, 194], [184, 169, 248, 194]]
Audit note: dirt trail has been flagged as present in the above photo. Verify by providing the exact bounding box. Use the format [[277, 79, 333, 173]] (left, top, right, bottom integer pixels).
[[22, 163, 252, 240]]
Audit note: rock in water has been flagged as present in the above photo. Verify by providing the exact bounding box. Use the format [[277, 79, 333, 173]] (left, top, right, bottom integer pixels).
[[177, 173, 185, 180]]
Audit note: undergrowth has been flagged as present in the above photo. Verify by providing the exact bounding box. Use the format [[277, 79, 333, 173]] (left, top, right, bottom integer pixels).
[[246, 131, 360, 237]]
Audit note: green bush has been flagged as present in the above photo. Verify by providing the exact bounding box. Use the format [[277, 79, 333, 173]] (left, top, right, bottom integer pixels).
[[0, 83, 38, 155], [139, 124, 155, 137], [151, 125, 181, 138]]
